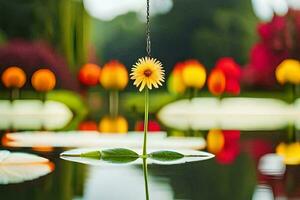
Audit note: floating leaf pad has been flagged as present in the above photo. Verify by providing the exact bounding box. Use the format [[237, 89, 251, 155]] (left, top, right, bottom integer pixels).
[[0, 150, 54, 184]]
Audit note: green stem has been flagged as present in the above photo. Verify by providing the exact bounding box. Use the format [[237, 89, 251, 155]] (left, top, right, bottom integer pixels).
[[41, 92, 46, 103], [109, 90, 119, 118], [193, 87, 198, 98], [143, 88, 149, 156], [10, 88, 19, 101], [188, 88, 193, 100], [294, 84, 298, 100], [142, 158, 150, 200], [289, 84, 296, 103], [288, 123, 296, 143]]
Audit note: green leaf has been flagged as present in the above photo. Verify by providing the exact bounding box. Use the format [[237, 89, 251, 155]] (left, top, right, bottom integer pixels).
[[60, 151, 101, 159], [81, 151, 101, 159], [101, 148, 139, 164], [148, 150, 184, 161]]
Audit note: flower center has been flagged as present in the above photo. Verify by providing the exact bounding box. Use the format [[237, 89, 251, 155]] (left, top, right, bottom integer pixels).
[[144, 69, 152, 77]]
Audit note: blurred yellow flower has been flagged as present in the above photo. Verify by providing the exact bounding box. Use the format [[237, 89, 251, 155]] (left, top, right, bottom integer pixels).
[[1, 66, 26, 88], [276, 59, 300, 85], [31, 69, 56, 92], [167, 62, 186, 94], [131, 57, 164, 92], [98, 116, 128, 133], [207, 129, 225, 154], [182, 60, 206, 89], [100, 60, 128, 90], [276, 142, 300, 165]]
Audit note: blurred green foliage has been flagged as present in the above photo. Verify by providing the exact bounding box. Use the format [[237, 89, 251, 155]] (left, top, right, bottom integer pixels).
[[92, 0, 258, 72], [0, 0, 257, 74], [0, 0, 90, 71]]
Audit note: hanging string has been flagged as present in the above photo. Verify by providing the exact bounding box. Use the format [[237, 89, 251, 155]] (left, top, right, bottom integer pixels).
[[146, 0, 151, 57]]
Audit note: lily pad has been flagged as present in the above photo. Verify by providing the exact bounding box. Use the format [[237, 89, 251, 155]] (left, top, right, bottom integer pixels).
[[0, 100, 73, 131], [3, 132, 205, 150], [0, 150, 54, 184], [158, 97, 299, 131]]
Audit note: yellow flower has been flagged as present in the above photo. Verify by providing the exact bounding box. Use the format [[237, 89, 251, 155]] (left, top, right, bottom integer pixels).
[[167, 62, 186, 94], [98, 116, 128, 134], [276, 142, 300, 165], [131, 57, 164, 92], [100, 60, 128, 90], [276, 59, 300, 85], [182, 60, 206, 89], [168, 73, 186, 94], [207, 129, 225, 154]]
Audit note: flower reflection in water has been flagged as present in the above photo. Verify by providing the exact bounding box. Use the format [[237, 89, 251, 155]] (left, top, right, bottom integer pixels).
[[0, 150, 54, 184], [252, 184, 274, 200], [258, 153, 286, 177], [276, 142, 300, 165], [207, 130, 240, 164], [254, 153, 287, 199]]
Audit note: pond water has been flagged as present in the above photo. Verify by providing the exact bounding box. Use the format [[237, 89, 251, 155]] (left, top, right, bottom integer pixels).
[[0, 130, 298, 200]]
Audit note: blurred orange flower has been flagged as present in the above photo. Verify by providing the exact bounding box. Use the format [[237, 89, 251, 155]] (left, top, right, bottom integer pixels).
[[275, 59, 300, 85], [1, 66, 26, 88], [98, 115, 128, 133], [208, 69, 226, 96], [181, 60, 206, 89], [78, 63, 101, 86], [32, 146, 54, 153], [276, 142, 300, 165], [100, 60, 128, 90], [31, 69, 56, 92]]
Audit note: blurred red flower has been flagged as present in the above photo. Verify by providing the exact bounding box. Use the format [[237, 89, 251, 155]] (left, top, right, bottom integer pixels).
[[78, 63, 101, 86], [135, 120, 161, 132], [216, 130, 240, 165], [78, 121, 99, 131], [215, 57, 241, 80], [243, 43, 288, 87], [208, 57, 241, 95], [243, 12, 300, 88]]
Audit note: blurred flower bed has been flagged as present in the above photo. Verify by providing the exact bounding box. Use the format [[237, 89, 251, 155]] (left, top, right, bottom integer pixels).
[[1, 1, 300, 136]]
